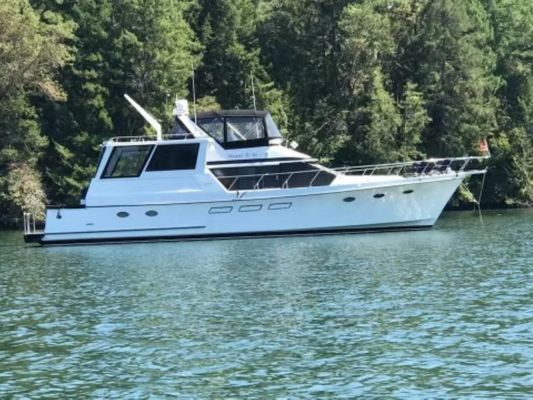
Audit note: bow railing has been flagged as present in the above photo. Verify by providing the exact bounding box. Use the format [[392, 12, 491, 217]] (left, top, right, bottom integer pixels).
[[109, 133, 196, 143], [334, 156, 488, 177]]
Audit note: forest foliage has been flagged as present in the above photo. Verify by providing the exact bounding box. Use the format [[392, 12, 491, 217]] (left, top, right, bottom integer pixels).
[[0, 0, 532, 224]]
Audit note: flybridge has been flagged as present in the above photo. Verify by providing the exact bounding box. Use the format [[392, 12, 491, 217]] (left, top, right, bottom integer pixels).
[[123, 95, 285, 151]]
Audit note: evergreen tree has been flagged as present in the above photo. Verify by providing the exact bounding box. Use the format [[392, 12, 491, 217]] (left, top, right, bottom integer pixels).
[[361, 68, 402, 163], [413, 0, 499, 156], [399, 82, 430, 160], [192, 0, 288, 128], [32, 0, 200, 205], [0, 0, 73, 222], [483, 0, 533, 205]]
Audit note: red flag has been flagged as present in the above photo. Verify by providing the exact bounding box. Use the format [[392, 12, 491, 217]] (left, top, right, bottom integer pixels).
[[479, 138, 489, 155]]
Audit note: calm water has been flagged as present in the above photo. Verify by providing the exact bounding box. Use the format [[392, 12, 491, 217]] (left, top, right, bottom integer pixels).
[[0, 211, 531, 399]]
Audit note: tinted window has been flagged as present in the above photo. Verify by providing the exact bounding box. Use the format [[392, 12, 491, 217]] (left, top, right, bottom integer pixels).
[[169, 119, 194, 138], [226, 117, 265, 142], [197, 117, 224, 143], [102, 145, 153, 178], [94, 146, 106, 176], [265, 114, 282, 138], [146, 143, 199, 171]]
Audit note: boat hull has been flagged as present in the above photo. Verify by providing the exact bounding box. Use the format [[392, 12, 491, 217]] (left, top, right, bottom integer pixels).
[[32, 176, 464, 245]]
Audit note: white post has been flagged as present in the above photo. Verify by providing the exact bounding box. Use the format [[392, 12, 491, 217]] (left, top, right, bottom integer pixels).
[[191, 64, 198, 124], [251, 72, 257, 111]]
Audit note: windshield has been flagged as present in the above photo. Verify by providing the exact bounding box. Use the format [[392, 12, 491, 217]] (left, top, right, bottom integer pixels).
[[226, 117, 265, 142], [197, 116, 224, 143]]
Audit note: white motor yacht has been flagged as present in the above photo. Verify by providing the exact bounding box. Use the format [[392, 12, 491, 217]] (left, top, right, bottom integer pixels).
[[23, 97, 487, 245]]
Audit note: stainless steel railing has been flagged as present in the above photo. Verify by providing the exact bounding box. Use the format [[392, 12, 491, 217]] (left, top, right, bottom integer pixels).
[[109, 133, 196, 142], [215, 156, 488, 192], [333, 156, 488, 177]]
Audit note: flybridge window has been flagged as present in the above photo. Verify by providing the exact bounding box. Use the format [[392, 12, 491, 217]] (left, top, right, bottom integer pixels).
[[146, 143, 199, 171], [102, 145, 153, 178], [195, 112, 277, 149], [226, 117, 265, 142], [265, 114, 282, 138], [169, 119, 195, 139], [197, 116, 224, 143]]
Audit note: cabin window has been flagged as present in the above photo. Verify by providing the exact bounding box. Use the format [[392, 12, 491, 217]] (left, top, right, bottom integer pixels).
[[169, 119, 194, 139], [265, 114, 282, 138], [226, 117, 266, 143], [102, 145, 153, 178], [197, 116, 224, 143], [146, 143, 199, 171], [94, 146, 106, 176]]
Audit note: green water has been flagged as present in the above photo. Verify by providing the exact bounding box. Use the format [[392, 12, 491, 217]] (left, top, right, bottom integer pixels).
[[0, 211, 531, 399]]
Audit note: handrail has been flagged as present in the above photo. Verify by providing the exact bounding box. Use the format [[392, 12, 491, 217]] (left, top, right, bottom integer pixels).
[[108, 133, 197, 143], [333, 156, 488, 177], [23, 212, 36, 235], [214, 156, 488, 192]]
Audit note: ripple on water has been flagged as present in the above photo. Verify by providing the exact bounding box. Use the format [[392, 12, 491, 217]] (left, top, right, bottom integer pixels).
[[0, 210, 532, 398]]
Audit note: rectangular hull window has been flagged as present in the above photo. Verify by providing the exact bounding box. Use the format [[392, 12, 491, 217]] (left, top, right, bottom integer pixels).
[[209, 206, 233, 214], [239, 205, 262, 212], [268, 202, 292, 210], [147, 143, 200, 171]]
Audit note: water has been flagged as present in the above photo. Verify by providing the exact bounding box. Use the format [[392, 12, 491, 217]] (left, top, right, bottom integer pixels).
[[0, 211, 531, 399]]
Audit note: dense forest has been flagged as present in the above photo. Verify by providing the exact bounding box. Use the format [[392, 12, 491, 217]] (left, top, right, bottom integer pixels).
[[1, 0, 532, 225]]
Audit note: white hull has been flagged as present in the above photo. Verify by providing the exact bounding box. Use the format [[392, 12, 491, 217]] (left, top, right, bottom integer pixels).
[[37, 175, 464, 245]]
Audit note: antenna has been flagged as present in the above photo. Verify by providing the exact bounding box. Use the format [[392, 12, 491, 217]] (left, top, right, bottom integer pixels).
[[124, 94, 162, 141], [191, 63, 197, 123], [251, 71, 257, 111]]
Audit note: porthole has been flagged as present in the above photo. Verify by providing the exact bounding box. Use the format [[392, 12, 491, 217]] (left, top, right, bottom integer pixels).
[[145, 210, 158, 217], [343, 197, 356, 203], [373, 193, 385, 199], [117, 211, 129, 218], [403, 189, 414, 194]]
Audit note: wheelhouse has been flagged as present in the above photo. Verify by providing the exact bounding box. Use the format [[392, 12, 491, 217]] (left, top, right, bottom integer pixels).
[[95, 139, 207, 180]]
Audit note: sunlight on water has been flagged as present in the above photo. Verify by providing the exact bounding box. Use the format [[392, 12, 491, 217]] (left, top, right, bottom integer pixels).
[[0, 210, 531, 398]]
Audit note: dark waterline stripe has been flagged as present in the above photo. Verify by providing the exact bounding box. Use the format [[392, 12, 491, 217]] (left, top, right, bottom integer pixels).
[[37, 225, 432, 246], [44, 225, 206, 236]]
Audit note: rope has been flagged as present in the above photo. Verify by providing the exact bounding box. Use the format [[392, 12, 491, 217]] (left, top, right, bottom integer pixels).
[[476, 172, 487, 223]]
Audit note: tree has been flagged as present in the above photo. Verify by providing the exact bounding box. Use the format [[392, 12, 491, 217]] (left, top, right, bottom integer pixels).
[[413, 0, 499, 156], [359, 68, 402, 163], [483, 0, 533, 206], [0, 0, 73, 223], [32, 0, 200, 206], [399, 82, 430, 160], [192, 0, 288, 126]]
